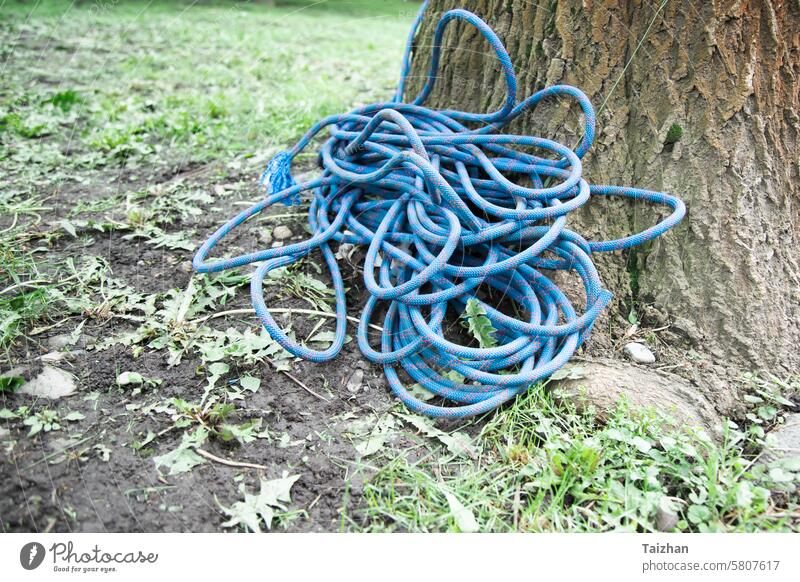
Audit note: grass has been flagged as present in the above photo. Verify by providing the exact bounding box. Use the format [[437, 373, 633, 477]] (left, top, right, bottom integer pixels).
[[1, 0, 413, 181], [0, 0, 413, 346], [353, 375, 800, 533]]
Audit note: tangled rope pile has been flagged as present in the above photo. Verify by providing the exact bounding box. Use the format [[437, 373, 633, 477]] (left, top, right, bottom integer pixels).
[[193, 3, 685, 418]]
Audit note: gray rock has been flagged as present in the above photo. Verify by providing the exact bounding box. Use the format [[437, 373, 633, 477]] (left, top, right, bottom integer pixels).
[[40, 351, 67, 363], [272, 225, 293, 240], [763, 414, 800, 465], [47, 331, 95, 350], [623, 342, 656, 364], [18, 366, 77, 399], [346, 369, 364, 393], [656, 505, 679, 531], [47, 334, 74, 350], [260, 230, 273, 245], [0, 426, 9, 439]]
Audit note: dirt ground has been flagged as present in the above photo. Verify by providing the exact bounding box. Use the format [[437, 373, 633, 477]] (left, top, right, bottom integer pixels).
[[1, 161, 395, 532]]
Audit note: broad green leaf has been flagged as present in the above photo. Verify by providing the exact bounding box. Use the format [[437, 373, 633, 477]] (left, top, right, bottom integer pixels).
[[549, 365, 587, 381], [218, 419, 262, 445], [355, 415, 396, 457], [153, 428, 208, 476], [461, 298, 497, 348], [0, 376, 25, 393], [239, 375, 261, 392], [687, 504, 711, 524]]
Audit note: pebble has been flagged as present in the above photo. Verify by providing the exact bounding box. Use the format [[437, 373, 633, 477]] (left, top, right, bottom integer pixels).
[[259, 230, 273, 245], [623, 342, 656, 364], [47, 334, 74, 350], [41, 351, 67, 363], [18, 366, 77, 399], [46, 332, 95, 350], [272, 225, 293, 240], [656, 504, 679, 531], [346, 369, 364, 393]]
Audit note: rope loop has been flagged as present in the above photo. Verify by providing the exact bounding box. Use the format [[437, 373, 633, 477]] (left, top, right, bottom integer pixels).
[[194, 2, 686, 418]]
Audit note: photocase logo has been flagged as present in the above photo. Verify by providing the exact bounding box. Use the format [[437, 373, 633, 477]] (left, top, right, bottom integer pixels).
[[20, 542, 46, 570]]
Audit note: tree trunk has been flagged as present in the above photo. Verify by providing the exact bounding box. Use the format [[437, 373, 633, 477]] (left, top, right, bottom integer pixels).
[[407, 0, 800, 374]]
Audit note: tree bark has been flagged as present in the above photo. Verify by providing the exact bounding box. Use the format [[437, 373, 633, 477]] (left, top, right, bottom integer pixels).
[[408, 0, 800, 374]]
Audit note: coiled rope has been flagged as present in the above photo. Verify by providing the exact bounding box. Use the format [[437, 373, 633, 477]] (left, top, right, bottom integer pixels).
[[193, 2, 686, 418]]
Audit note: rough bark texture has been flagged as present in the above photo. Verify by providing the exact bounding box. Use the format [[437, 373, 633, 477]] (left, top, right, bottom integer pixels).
[[555, 359, 724, 436], [408, 0, 800, 374]]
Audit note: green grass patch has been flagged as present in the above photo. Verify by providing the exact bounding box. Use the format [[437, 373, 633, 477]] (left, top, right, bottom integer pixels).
[[355, 377, 799, 532], [1, 0, 413, 177]]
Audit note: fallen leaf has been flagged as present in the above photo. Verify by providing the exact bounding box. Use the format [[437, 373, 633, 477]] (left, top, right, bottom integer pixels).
[[443, 490, 479, 533], [395, 412, 476, 458], [219, 473, 301, 532]]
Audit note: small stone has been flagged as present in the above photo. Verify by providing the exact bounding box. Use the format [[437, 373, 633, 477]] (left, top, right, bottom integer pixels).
[[18, 366, 77, 399], [259, 230, 273, 245], [0, 426, 9, 439], [346, 369, 364, 393], [47, 334, 73, 350], [271, 241, 284, 248], [47, 332, 94, 350], [213, 184, 227, 197], [656, 505, 679, 531], [670, 141, 683, 161], [623, 342, 656, 364], [272, 225, 292, 240], [40, 351, 66, 363]]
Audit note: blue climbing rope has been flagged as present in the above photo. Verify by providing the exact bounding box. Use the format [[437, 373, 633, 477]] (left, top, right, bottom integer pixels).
[[193, 2, 686, 418]]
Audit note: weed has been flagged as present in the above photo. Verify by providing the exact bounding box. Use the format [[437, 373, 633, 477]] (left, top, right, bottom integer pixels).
[[665, 123, 683, 145]]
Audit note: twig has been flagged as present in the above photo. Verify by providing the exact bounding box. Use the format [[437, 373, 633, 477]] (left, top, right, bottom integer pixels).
[[195, 448, 268, 470], [0, 279, 53, 295], [29, 316, 72, 335], [20, 435, 94, 471], [0, 272, 80, 296], [272, 361, 330, 401]]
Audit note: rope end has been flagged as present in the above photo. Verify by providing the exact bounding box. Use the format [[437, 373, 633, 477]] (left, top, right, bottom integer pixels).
[[260, 151, 300, 206]]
